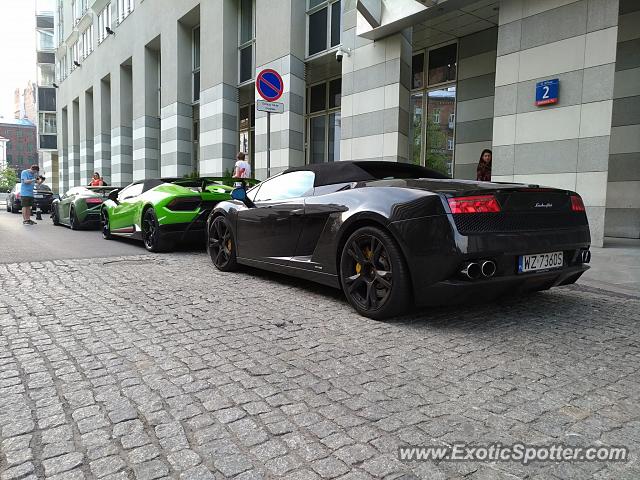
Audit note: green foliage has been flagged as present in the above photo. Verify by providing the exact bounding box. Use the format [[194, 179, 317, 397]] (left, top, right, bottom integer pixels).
[[183, 170, 200, 180], [223, 168, 232, 178], [0, 167, 18, 192]]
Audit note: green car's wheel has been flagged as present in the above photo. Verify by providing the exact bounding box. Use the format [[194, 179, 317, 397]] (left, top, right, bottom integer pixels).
[[69, 206, 80, 230], [208, 215, 238, 271], [339, 226, 411, 320], [101, 208, 113, 240], [142, 208, 174, 252], [51, 205, 60, 225]]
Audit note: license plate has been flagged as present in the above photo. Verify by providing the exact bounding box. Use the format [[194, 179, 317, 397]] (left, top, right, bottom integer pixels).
[[518, 251, 563, 273], [34, 194, 43, 199]]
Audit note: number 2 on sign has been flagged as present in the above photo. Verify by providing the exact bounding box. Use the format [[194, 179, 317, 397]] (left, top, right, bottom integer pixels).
[[542, 85, 550, 99]]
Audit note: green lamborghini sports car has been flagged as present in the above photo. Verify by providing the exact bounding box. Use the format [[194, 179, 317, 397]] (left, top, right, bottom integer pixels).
[[101, 177, 258, 252], [52, 186, 122, 230]]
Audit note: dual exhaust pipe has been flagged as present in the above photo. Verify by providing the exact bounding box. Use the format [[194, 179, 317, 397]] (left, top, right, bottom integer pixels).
[[461, 260, 496, 280]]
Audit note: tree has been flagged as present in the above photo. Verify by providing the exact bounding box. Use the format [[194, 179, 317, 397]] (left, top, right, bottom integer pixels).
[[0, 167, 18, 193]]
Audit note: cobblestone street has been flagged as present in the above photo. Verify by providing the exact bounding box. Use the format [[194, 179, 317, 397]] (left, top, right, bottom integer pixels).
[[1, 253, 639, 479]]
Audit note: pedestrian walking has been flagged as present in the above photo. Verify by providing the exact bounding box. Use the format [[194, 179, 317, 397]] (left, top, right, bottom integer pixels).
[[20, 164, 40, 225], [476, 149, 492, 182]]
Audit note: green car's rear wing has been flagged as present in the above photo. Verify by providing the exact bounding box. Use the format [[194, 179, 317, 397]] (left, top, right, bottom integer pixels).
[[161, 177, 260, 189]]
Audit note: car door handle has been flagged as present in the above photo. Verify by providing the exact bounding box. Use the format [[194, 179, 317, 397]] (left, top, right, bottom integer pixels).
[[290, 209, 304, 216]]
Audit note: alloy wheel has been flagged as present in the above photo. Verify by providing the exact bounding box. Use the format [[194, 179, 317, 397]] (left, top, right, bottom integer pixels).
[[341, 233, 393, 312], [209, 217, 233, 268], [142, 213, 158, 250], [101, 209, 111, 239]]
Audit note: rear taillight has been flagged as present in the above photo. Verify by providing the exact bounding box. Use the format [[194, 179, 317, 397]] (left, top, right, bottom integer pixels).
[[448, 195, 501, 214], [85, 198, 103, 205], [570, 195, 585, 212], [166, 197, 201, 211], [16, 193, 21, 199]]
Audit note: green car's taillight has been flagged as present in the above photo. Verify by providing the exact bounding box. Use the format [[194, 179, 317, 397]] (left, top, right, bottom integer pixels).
[[166, 197, 201, 211]]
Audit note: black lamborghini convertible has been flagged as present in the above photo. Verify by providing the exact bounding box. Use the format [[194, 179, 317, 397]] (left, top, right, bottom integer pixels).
[[206, 161, 591, 319]]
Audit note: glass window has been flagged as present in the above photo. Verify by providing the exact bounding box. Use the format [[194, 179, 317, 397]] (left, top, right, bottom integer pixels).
[[117, 0, 134, 24], [238, 0, 255, 83], [308, 8, 328, 56], [38, 88, 56, 112], [38, 64, 55, 86], [40, 135, 57, 149], [328, 78, 341, 108], [98, 4, 112, 43], [240, 0, 253, 44], [239, 46, 252, 83], [412, 53, 424, 90], [39, 113, 57, 134], [253, 171, 315, 202], [309, 83, 326, 113], [309, 116, 325, 164], [306, 78, 341, 164], [409, 93, 423, 166], [37, 29, 54, 50], [330, 1, 341, 47], [425, 87, 456, 176], [328, 112, 340, 163], [192, 26, 200, 103], [307, 0, 340, 57], [428, 43, 457, 85], [119, 182, 143, 200]]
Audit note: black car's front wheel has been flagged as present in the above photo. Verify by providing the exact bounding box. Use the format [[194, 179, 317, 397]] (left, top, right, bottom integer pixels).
[[101, 209, 112, 240], [340, 226, 411, 320], [142, 208, 173, 252], [208, 215, 238, 271]]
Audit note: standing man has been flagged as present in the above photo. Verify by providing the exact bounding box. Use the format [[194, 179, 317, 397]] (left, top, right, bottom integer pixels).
[[233, 152, 252, 179], [20, 164, 40, 225]]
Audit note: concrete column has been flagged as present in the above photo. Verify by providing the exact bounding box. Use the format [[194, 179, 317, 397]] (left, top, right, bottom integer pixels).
[[59, 106, 68, 194], [454, 28, 498, 180], [253, 0, 306, 179], [160, 21, 193, 177], [492, 0, 619, 246], [79, 89, 94, 185], [132, 44, 161, 180], [94, 77, 112, 183], [199, 0, 238, 176], [606, 0, 640, 238], [340, 3, 412, 163], [111, 63, 134, 186], [68, 99, 80, 187]]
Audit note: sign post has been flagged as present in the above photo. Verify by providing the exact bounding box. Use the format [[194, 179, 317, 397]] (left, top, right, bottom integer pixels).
[[256, 69, 284, 178]]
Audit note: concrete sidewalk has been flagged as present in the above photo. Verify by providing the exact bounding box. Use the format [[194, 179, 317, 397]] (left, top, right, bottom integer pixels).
[[578, 237, 640, 297]]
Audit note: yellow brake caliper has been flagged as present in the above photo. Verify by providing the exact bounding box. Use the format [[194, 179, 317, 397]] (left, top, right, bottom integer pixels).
[[356, 247, 373, 274]]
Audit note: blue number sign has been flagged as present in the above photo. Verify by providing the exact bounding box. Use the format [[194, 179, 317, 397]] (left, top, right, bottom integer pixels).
[[535, 78, 559, 106]]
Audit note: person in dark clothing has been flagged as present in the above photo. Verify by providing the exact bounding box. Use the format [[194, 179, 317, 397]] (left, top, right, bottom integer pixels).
[[476, 149, 492, 182]]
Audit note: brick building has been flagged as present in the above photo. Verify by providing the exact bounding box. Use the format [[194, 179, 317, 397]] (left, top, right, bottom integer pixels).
[[0, 119, 39, 174]]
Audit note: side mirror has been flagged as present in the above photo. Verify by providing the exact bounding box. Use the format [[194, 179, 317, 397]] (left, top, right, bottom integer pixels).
[[108, 189, 119, 204], [231, 187, 247, 201]]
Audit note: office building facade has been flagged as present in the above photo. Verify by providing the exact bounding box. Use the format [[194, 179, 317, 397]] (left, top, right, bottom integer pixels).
[[54, 0, 640, 245]]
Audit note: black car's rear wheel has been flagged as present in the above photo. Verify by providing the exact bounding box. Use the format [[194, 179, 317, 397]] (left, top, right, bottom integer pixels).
[[69, 206, 80, 230], [340, 226, 411, 320], [10, 201, 18, 214], [208, 215, 238, 271], [51, 205, 60, 225], [101, 209, 112, 240], [142, 208, 174, 252]]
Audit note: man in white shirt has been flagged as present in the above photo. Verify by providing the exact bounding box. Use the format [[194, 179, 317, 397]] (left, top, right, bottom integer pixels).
[[233, 152, 252, 179]]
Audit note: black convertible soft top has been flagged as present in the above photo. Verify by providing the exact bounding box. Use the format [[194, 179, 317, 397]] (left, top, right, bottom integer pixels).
[[283, 161, 449, 187]]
